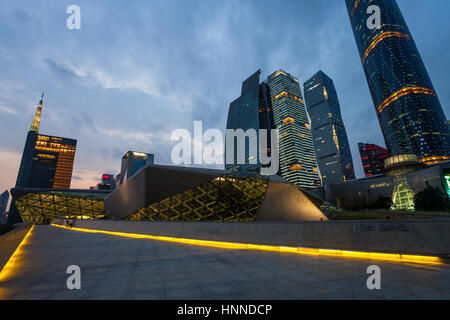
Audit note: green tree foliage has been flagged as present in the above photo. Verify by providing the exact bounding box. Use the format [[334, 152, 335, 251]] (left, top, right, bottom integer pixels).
[[414, 182, 449, 212]]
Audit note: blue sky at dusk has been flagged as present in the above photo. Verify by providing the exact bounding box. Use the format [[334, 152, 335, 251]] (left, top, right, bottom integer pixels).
[[0, 0, 450, 192]]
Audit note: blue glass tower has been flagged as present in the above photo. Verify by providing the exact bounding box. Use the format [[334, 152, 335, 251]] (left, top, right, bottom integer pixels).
[[345, 0, 450, 165], [225, 70, 273, 173], [304, 71, 355, 185], [119, 151, 155, 185]]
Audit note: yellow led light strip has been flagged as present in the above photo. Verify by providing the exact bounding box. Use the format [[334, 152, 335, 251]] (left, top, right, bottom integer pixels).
[[420, 156, 450, 165], [351, 0, 361, 17], [0, 225, 35, 282], [377, 87, 436, 115], [50, 224, 443, 266], [272, 91, 304, 104], [362, 32, 411, 64]]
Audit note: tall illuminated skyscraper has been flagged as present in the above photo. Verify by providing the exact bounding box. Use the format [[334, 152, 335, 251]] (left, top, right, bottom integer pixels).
[[304, 71, 355, 185], [15, 94, 77, 189], [9, 94, 77, 223], [266, 70, 321, 188], [345, 0, 450, 165]]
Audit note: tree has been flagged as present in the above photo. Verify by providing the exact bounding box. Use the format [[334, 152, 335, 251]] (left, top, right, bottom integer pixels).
[[367, 196, 393, 210], [414, 182, 449, 212]]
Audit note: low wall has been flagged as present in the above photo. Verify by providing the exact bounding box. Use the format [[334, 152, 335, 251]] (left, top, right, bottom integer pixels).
[[52, 219, 450, 257], [0, 223, 33, 271]]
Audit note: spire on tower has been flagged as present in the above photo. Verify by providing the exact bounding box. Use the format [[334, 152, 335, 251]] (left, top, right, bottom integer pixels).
[[30, 92, 44, 133]]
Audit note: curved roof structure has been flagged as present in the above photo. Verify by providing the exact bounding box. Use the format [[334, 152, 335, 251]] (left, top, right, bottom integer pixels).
[[105, 165, 327, 222]]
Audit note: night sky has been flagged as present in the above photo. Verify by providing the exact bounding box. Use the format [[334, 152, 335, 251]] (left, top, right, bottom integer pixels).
[[0, 0, 449, 193]]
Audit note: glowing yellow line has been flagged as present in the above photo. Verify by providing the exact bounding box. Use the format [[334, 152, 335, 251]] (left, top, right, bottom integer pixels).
[[0, 225, 35, 282], [351, 0, 361, 17], [50, 224, 443, 266], [362, 32, 411, 64], [377, 87, 436, 114], [420, 156, 450, 165]]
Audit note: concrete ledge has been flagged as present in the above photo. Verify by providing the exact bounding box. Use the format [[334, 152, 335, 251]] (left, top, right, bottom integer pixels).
[[52, 219, 450, 257], [0, 223, 33, 272]]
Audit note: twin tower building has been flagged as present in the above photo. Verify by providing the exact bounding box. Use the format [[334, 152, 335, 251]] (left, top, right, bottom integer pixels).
[[226, 0, 450, 189]]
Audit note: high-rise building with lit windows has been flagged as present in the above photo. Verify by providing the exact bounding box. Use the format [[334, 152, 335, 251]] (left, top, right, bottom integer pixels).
[[9, 94, 77, 224], [358, 143, 390, 177], [345, 0, 450, 165], [15, 93, 77, 189], [304, 71, 355, 185], [266, 70, 321, 188], [225, 70, 274, 173]]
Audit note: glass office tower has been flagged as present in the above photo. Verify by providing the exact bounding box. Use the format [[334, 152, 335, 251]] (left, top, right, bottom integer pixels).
[[358, 142, 390, 177], [304, 71, 355, 185], [345, 0, 450, 165], [266, 70, 321, 188], [119, 151, 155, 185], [225, 70, 274, 173], [15, 94, 77, 189]]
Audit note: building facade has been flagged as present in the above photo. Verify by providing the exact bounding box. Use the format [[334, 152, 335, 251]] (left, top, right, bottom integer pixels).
[[358, 143, 390, 177], [11, 188, 109, 224], [0, 191, 9, 223], [119, 151, 155, 185], [266, 70, 321, 188], [95, 174, 114, 190], [345, 0, 450, 165], [321, 158, 450, 212], [106, 165, 327, 222], [304, 71, 355, 185], [9, 94, 77, 224], [15, 94, 77, 190], [225, 70, 274, 173]]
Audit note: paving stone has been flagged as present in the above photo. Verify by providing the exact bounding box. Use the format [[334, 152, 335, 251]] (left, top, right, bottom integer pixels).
[[2, 225, 450, 300]]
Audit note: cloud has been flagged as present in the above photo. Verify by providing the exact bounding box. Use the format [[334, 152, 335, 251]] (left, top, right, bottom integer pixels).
[[0, 0, 449, 192], [44, 58, 81, 81], [95, 127, 172, 145], [0, 105, 20, 115]]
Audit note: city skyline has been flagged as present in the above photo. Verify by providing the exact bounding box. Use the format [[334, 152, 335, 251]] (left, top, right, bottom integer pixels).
[[1, 0, 450, 194]]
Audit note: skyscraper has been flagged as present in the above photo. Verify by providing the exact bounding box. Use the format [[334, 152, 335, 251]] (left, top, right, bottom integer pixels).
[[95, 174, 115, 190], [119, 151, 155, 185], [15, 94, 77, 189], [304, 71, 355, 185], [225, 70, 273, 173], [266, 70, 321, 188], [345, 0, 450, 165], [10, 94, 77, 223], [0, 191, 9, 224], [358, 142, 390, 177]]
